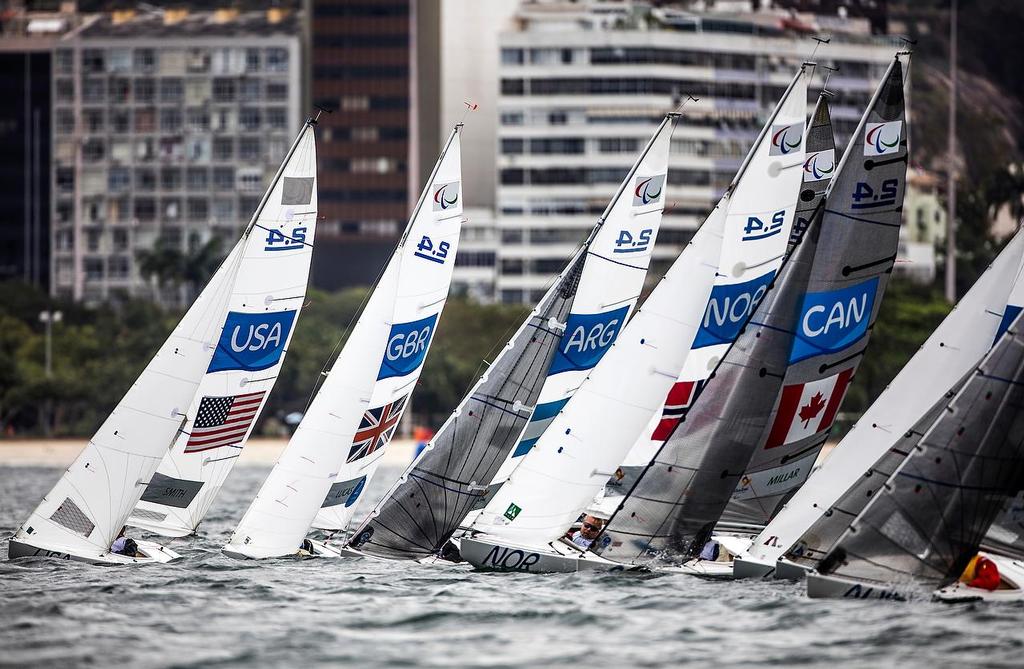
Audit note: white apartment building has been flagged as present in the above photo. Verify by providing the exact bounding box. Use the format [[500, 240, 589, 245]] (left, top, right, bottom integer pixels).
[[50, 8, 302, 306], [475, 0, 903, 304]]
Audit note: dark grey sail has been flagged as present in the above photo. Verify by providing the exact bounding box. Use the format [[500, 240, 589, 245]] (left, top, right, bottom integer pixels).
[[785, 380, 964, 568], [719, 59, 908, 533], [787, 95, 837, 252], [344, 253, 583, 559], [594, 198, 822, 565], [814, 314, 1024, 591]]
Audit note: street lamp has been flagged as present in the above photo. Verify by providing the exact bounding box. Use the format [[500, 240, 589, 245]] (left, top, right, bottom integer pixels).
[[38, 310, 63, 378]]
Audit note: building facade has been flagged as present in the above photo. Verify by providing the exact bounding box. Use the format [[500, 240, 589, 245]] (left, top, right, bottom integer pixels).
[[50, 8, 302, 305], [471, 1, 902, 304]]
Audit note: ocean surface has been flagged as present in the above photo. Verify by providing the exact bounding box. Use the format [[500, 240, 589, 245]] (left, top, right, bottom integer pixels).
[[2, 462, 1022, 669]]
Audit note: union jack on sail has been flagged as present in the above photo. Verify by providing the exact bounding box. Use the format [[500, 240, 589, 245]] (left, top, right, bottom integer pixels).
[[184, 391, 266, 453], [347, 395, 408, 463]]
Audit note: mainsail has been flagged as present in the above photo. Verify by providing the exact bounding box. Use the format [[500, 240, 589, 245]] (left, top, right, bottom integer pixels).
[[129, 123, 318, 537], [719, 58, 909, 534], [739, 228, 1024, 573], [809, 312, 1024, 596], [602, 93, 837, 515], [465, 65, 811, 548], [346, 116, 676, 559], [223, 126, 464, 558]]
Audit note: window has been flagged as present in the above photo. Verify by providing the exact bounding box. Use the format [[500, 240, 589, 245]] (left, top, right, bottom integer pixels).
[[500, 289, 524, 304], [501, 138, 524, 155], [213, 137, 234, 161], [212, 198, 235, 223], [84, 258, 104, 280], [137, 169, 156, 191], [134, 48, 157, 73], [352, 127, 378, 142], [111, 110, 130, 133], [501, 48, 524, 65], [160, 168, 182, 190], [186, 108, 209, 132], [160, 78, 183, 103], [266, 108, 287, 130], [55, 229, 74, 251], [160, 108, 182, 133], [266, 81, 287, 101], [501, 79, 524, 95], [159, 137, 183, 161], [83, 109, 104, 133], [134, 198, 156, 222], [82, 78, 105, 103], [213, 167, 235, 190], [82, 49, 104, 73], [108, 48, 131, 72], [245, 48, 260, 72], [55, 78, 73, 102], [239, 108, 260, 131], [186, 168, 209, 190], [109, 78, 130, 103], [109, 168, 130, 192], [238, 137, 260, 161], [186, 48, 210, 74], [82, 139, 104, 162], [108, 256, 129, 279], [56, 168, 74, 193], [212, 78, 236, 103], [187, 199, 208, 221], [186, 137, 210, 162], [134, 108, 155, 133], [55, 49, 73, 74], [240, 79, 261, 102], [56, 110, 74, 134], [266, 48, 288, 72], [237, 169, 263, 192], [112, 229, 129, 251], [500, 111, 524, 126], [162, 198, 181, 220], [86, 229, 101, 251]]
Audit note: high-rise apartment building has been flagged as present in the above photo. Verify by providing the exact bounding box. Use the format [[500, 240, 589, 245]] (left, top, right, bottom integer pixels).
[[469, 1, 902, 304], [50, 8, 302, 305], [310, 0, 441, 290]]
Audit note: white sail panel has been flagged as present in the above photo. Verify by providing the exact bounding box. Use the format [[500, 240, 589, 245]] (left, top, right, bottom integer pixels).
[[741, 228, 1024, 569], [12, 240, 245, 560], [311, 128, 464, 531], [131, 125, 318, 537], [224, 128, 464, 557], [465, 66, 810, 546]]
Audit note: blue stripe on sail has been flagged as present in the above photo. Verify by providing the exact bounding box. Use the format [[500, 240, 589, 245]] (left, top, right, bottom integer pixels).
[[531, 398, 568, 422], [512, 437, 539, 458]]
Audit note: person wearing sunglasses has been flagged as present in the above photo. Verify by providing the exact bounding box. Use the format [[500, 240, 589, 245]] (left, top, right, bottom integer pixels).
[[566, 515, 605, 549]]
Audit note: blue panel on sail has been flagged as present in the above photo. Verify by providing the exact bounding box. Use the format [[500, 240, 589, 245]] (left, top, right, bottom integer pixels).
[[209, 311, 296, 373]]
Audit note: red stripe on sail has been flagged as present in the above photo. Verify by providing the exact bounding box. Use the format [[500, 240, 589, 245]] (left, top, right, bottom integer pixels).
[[765, 383, 804, 449], [819, 368, 854, 433]]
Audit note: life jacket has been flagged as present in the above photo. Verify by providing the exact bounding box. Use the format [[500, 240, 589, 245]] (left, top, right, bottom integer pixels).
[[961, 554, 1001, 591]]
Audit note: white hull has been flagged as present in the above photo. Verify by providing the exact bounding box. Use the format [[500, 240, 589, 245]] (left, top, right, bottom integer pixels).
[[657, 560, 735, 579], [774, 559, 811, 581], [461, 536, 639, 573], [8, 538, 181, 565], [732, 557, 776, 580], [933, 552, 1024, 603], [806, 572, 907, 601]]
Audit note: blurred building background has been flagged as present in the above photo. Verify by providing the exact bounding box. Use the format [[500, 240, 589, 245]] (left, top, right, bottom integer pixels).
[[0, 0, 948, 307]]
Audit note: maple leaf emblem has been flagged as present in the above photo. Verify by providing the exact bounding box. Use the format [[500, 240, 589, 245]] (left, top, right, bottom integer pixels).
[[798, 391, 827, 427]]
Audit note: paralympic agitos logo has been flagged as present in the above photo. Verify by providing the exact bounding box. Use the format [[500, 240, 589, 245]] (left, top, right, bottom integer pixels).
[[631, 174, 665, 207], [769, 122, 803, 156], [432, 181, 460, 211], [803, 149, 836, 182], [863, 121, 902, 156]]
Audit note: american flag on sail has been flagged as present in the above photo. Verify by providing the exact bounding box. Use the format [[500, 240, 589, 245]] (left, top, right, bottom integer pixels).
[[347, 395, 408, 463], [184, 391, 266, 453], [651, 380, 703, 441]]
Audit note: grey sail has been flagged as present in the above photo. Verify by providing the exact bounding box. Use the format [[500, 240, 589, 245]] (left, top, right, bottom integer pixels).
[[785, 381, 963, 568], [815, 314, 1024, 591], [983, 490, 1024, 560], [719, 59, 909, 533], [787, 95, 837, 252], [344, 254, 584, 559], [594, 195, 820, 565]]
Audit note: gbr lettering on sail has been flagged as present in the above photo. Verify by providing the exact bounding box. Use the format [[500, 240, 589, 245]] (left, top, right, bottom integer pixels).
[[790, 278, 878, 363]]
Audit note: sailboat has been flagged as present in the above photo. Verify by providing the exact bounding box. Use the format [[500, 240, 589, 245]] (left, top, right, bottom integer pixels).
[[128, 125, 318, 538], [8, 117, 321, 564], [733, 228, 1024, 580], [460, 64, 812, 573], [342, 115, 677, 561], [595, 91, 838, 521], [806, 310, 1024, 601], [223, 124, 464, 559]]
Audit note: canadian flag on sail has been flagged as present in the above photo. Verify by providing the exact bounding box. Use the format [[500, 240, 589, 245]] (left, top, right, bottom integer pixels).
[[765, 368, 854, 449]]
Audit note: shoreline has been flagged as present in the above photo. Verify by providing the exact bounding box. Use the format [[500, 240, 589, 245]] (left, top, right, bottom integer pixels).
[[0, 437, 419, 467]]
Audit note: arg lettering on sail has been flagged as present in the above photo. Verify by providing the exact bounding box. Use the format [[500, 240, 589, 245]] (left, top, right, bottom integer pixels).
[[378, 314, 438, 380], [548, 306, 629, 375], [209, 311, 296, 373], [693, 271, 776, 349], [790, 278, 878, 363]]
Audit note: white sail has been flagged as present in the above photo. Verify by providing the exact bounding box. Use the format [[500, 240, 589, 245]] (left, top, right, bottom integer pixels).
[[129, 125, 318, 537], [10, 238, 246, 561], [466, 66, 810, 547], [224, 127, 464, 558], [740, 227, 1024, 570]]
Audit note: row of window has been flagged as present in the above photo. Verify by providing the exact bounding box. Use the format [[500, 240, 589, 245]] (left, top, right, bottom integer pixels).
[[56, 76, 289, 105], [497, 228, 697, 246], [56, 194, 259, 227], [313, 65, 408, 80], [500, 136, 751, 160], [501, 77, 780, 101], [312, 95, 409, 112], [61, 47, 289, 77], [320, 189, 407, 203], [61, 107, 289, 137], [500, 167, 733, 187]]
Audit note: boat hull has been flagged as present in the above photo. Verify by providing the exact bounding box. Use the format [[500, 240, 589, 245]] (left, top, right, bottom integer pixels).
[[933, 552, 1024, 603], [658, 560, 735, 579], [732, 557, 776, 580], [461, 536, 636, 573], [8, 538, 181, 565], [806, 572, 907, 601], [774, 558, 810, 580]]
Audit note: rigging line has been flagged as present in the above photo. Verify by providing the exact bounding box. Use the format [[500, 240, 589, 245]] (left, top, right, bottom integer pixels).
[[817, 347, 866, 373], [780, 435, 830, 465], [587, 249, 653, 271], [843, 252, 898, 276], [823, 208, 902, 229]]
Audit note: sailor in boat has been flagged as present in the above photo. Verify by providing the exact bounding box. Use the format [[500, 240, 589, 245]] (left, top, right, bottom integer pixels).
[[110, 527, 143, 558], [565, 515, 604, 549], [960, 554, 1002, 592]]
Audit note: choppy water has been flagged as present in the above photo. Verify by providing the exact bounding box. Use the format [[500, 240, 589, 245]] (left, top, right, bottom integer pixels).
[[2, 463, 1023, 668]]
